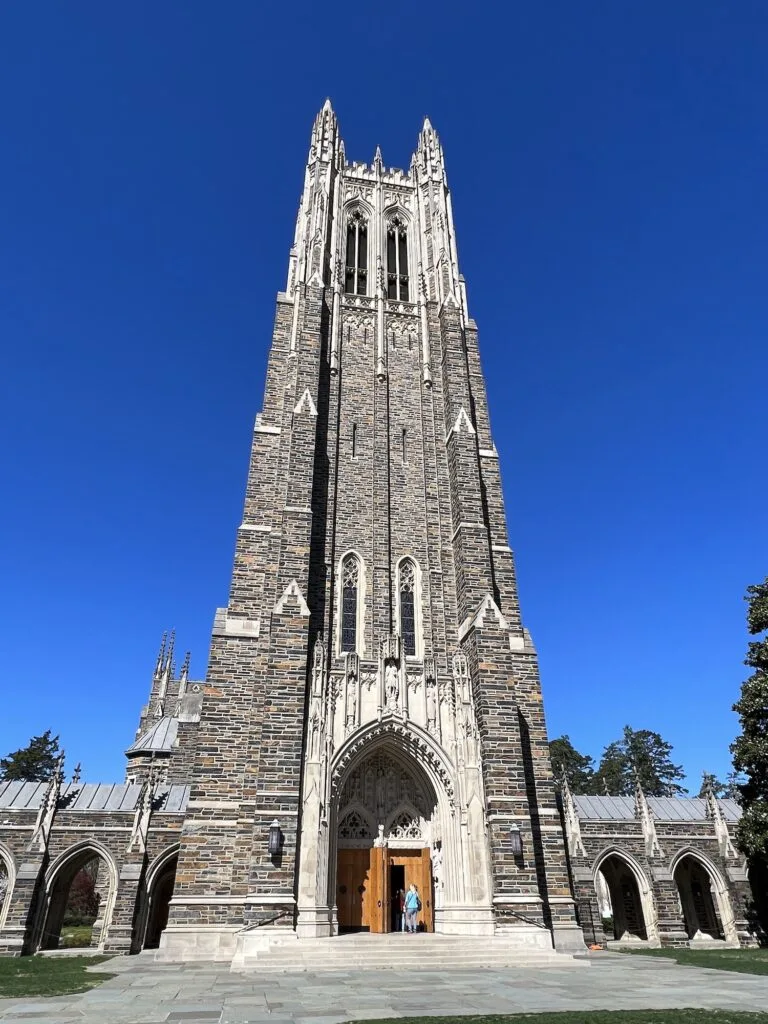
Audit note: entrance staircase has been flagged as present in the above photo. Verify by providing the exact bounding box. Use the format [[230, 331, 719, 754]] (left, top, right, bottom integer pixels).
[[232, 932, 579, 972]]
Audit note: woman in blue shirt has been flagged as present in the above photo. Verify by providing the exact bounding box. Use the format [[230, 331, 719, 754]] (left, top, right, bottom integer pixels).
[[404, 884, 421, 933]]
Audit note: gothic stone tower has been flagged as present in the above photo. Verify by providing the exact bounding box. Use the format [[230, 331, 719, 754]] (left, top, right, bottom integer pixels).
[[160, 102, 584, 961]]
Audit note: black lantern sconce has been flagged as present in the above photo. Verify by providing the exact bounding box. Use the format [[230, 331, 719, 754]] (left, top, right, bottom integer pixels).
[[268, 819, 283, 857], [510, 822, 523, 858]]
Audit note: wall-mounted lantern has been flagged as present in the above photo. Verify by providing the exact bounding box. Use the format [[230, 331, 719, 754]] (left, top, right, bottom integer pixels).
[[268, 819, 282, 857], [510, 822, 523, 858]]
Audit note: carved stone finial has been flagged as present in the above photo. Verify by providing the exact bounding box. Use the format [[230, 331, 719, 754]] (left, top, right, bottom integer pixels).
[[154, 632, 168, 680], [634, 777, 663, 858], [703, 773, 739, 859], [560, 772, 586, 858], [72, 763, 82, 785]]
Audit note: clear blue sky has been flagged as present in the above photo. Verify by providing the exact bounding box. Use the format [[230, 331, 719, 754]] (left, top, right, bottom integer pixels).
[[1, 2, 765, 788]]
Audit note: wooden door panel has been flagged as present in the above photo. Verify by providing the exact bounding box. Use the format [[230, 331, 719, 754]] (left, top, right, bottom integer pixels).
[[368, 846, 389, 933], [337, 850, 370, 931]]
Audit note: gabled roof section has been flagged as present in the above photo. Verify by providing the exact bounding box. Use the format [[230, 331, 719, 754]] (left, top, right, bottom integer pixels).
[[572, 793, 741, 823], [126, 716, 179, 755], [0, 779, 190, 813]]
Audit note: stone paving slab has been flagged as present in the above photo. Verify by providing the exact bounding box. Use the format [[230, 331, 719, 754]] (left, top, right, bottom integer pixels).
[[1, 954, 768, 1023]]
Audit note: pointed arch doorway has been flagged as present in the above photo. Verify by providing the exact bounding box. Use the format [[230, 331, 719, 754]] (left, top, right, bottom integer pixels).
[[335, 746, 436, 933]]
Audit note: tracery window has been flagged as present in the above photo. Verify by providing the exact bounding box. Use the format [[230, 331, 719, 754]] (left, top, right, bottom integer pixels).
[[399, 559, 417, 656], [345, 211, 368, 296], [386, 217, 409, 301], [341, 554, 360, 653]]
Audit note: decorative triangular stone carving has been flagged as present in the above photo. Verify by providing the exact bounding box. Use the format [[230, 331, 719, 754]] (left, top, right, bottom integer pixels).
[[452, 407, 475, 435], [293, 389, 318, 416], [473, 594, 508, 631], [274, 580, 310, 617]]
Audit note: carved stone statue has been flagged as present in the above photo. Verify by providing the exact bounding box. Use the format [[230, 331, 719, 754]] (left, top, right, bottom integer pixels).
[[431, 843, 444, 908], [426, 685, 438, 733], [385, 661, 399, 711], [346, 684, 357, 733]]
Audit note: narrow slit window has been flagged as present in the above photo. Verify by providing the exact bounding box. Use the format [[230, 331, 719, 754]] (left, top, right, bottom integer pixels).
[[402, 428, 407, 464], [345, 211, 368, 296], [341, 556, 359, 653], [387, 217, 409, 301], [399, 560, 416, 656], [352, 423, 357, 458]]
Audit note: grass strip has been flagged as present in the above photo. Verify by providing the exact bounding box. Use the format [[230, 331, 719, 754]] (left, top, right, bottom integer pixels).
[[0, 955, 115, 998]]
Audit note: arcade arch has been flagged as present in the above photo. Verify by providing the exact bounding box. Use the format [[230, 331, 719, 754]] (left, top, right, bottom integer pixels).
[[0, 845, 14, 930], [142, 846, 179, 950], [37, 842, 117, 951], [594, 850, 657, 944], [672, 850, 738, 945]]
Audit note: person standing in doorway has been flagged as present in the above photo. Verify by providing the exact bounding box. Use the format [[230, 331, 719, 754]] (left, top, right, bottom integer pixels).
[[396, 889, 405, 932], [404, 884, 421, 933]]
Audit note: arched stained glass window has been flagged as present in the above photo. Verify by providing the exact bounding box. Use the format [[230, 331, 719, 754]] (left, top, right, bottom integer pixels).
[[386, 217, 409, 301], [341, 555, 360, 653], [399, 559, 416, 656], [345, 211, 368, 296]]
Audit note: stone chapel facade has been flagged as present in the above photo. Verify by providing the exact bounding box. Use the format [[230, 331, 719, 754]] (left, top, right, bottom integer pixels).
[[0, 104, 758, 961], [159, 100, 583, 960]]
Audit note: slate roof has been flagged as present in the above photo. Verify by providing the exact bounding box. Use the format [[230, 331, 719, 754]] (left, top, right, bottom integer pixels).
[[573, 794, 741, 823], [0, 781, 190, 813], [125, 716, 179, 755]]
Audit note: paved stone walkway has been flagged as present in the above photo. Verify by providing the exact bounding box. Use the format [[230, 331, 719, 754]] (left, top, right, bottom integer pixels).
[[1, 953, 768, 1023]]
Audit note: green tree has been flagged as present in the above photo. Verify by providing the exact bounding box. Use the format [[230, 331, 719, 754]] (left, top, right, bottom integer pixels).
[[698, 772, 729, 799], [731, 578, 768, 866], [549, 735, 597, 793], [595, 726, 687, 796], [697, 771, 743, 800], [0, 731, 61, 781]]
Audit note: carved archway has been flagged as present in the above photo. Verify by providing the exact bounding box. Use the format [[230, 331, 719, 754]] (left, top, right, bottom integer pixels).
[[0, 843, 15, 931], [671, 849, 738, 945], [593, 849, 652, 943], [37, 841, 118, 952], [142, 846, 178, 950]]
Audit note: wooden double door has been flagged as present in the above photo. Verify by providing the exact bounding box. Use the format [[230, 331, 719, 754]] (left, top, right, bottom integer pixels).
[[337, 847, 433, 933]]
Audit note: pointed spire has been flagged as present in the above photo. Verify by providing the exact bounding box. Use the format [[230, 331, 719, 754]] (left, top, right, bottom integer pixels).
[[72, 762, 81, 785], [703, 772, 738, 859], [154, 632, 168, 680], [180, 651, 190, 684], [559, 772, 586, 857], [163, 630, 175, 681], [634, 775, 663, 858], [309, 99, 340, 165], [373, 145, 383, 172]]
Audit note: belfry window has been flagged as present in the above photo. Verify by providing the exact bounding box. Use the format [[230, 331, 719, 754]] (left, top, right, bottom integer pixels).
[[345, 211, 368, 296], [341, 554, 360, 652], [399, 559, 417, 656], [387, 217, 409, 301]]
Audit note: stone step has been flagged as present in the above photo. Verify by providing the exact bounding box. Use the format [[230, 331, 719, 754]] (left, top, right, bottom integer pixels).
[[233, 934, 573, 971]]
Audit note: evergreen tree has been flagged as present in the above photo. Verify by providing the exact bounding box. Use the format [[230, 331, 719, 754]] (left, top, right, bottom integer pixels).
[[549, 735, 597, 793], [697, 772, 729, 799], [731, 578, 768, 865], [0, 731, 61, 781], [595, 726, 687, 796], [697, 771, 743, 800]]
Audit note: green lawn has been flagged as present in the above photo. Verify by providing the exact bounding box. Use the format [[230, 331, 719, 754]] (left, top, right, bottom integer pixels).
[[0, 955, 115, 998], [59, 924, 94, 948], [379, 1016, 768, 1024], [621, 946, 768, 975]]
